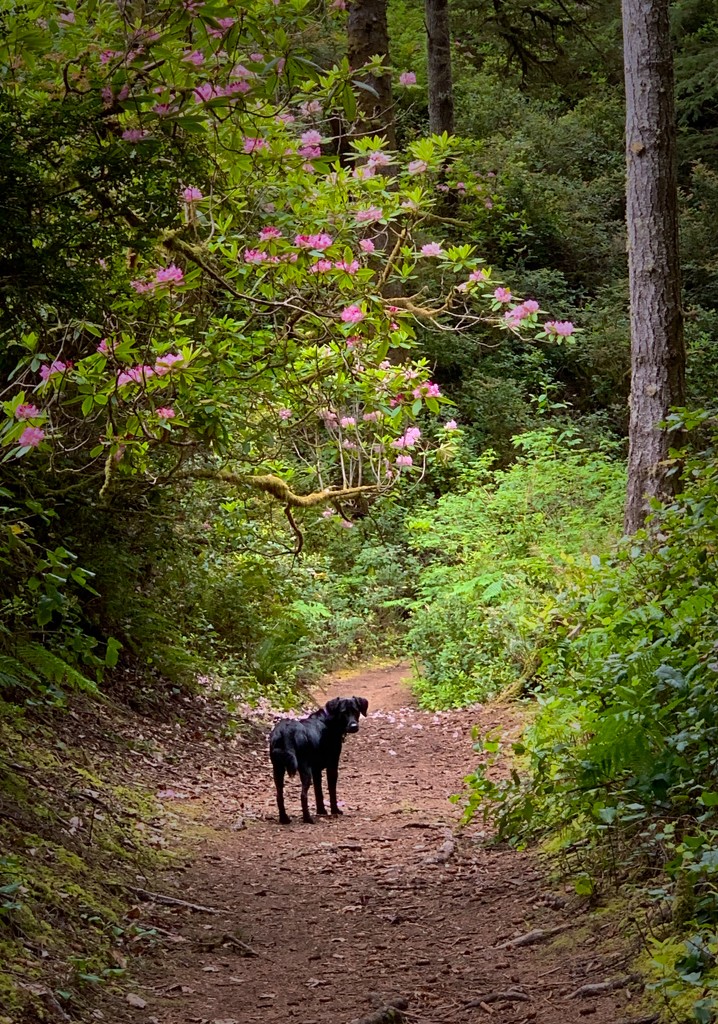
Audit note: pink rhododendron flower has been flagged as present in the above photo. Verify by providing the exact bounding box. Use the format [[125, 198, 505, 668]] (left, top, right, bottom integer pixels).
[[309, 259, 333, 273], [259, 226, 282, 241], [413, 382, 441, 399], [340, 416, 356, 428], [340, 519, 354, 528], [310, 233, 333, 250], [300, 99, 323, 116], [40, 360, 70, 380], [469, 268, 489, 282], [231, 64, 254, 79], [399, 71, 416, 85], [153, 102, 174, 116], [250, 52, 264, 62], [193, 82, 217, 103], [244, 249, 265, 264], [334, 259, 359, 274], [278, 408, 293, 420], [155, 264, 184, 286], [363, 410, 381, 422], [367, 150, 392, 168], [493, 287, 512, 303], [100, 49, 122, 64], [444, 420, 458, 430], [408, 159, 428, 174], [353, 165, 375, 181], [154, 352, 184, 375], [322, 507, 336, 518], [456, 181, 466, 191], [131, 279, 153, 293], [420, 242, 445, 257], [157, 407, 175, 419], [97, 339, 112, 355], [301, 129, 322, 147], [182, 186, 203, 203], [299, 145, 321, 159], [225, 80, 251, 96], [118, 365, 154, 387], [393, 426, 421, 449], [355, 206, 383, 224], [122, 128, 148, 142], [359, 238, 375, 253], [396, 454, 413, 467], [523, 299, 540, 313], [182, 49, 205, 65], [342, 438, 358, 450], [243, 136, 268, 153], [16, 404, 40, 420], [341, 305, 364, 323], [59, 11, 76, 23], [545, 320, 575, 336], [19, 426, 45, 447], [331, 0, 347, 8]]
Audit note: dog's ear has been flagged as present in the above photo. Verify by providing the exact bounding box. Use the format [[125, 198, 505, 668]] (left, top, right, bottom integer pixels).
[[353, 696, 368, 717], [324, 697, 342, 716]]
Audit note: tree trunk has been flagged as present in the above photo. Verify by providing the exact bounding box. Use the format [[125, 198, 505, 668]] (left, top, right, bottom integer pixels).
[[425, 0, 454, 135], [622, 0, 685, 534], [347, 0, 396, 148]]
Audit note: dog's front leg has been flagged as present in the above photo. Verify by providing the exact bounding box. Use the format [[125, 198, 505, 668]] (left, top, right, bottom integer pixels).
[[299, 768, 314, 824], [327, 762, 342, 816], [312, 768, 328, 815]]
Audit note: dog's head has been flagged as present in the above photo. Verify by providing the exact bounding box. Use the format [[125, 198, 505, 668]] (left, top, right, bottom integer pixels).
[[324, 695, 369, 735]]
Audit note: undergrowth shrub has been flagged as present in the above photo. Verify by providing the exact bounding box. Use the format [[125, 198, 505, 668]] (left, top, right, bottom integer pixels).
[[464, 411, 718, 1021], [405, 426, 625, 707]]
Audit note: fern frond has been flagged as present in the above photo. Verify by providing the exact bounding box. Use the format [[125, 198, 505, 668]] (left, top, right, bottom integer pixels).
[[14, 642, 99, 696]]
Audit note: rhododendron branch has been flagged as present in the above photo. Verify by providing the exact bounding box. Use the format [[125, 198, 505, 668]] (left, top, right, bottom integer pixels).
[[176, 469, 380, 507], [284, 504, 304, 555], [377, 223, 412, 289]]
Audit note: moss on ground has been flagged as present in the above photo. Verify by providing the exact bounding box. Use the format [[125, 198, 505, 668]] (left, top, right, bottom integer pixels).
[[0, 702, 171, 1022]]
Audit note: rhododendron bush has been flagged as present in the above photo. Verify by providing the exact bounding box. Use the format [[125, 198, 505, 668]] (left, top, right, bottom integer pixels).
[[0, 0, 570, 536]]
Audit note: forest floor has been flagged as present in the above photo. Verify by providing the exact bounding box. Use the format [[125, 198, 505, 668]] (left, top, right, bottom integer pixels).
[[100, 663, 651, 1024]]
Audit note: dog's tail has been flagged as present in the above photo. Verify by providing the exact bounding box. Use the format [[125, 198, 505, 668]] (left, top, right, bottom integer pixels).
[[270, 737, 299, 777]]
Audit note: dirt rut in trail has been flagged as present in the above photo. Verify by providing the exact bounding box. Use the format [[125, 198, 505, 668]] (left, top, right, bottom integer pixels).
[[111, 665, 640, 1024]]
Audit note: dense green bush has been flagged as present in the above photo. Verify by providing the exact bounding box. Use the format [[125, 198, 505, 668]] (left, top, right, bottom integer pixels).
[[464, 412, 718, 1020], [404, 426, 625, 706]]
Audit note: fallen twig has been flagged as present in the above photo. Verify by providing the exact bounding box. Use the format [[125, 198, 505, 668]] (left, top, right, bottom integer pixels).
[[464, 990, 530, 1007], [128, 886, 220, 914], [495, 923, 572, 949], [567, 973, 641, 999]]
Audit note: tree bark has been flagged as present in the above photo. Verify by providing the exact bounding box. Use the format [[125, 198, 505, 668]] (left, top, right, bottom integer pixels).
[[622, 0, 685, 534], [347, 0, 396, 148], [425, 0, 454, 135]]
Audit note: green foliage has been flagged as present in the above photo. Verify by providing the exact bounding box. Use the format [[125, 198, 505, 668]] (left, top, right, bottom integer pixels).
[[463, 414, 718, 1021], [404, 426, 625, 707]]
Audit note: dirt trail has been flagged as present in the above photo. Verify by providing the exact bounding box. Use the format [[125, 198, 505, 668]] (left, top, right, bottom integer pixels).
[[110, 665, 640, 1024]]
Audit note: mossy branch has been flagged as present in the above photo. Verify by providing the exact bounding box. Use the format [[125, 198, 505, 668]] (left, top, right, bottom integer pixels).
[[176, 468, 378, 507]]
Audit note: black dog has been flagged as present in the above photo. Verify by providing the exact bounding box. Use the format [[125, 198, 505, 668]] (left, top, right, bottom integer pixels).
[[269, 696, 368, 824]]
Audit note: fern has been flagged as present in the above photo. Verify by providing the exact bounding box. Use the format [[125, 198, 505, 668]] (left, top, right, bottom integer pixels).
[[14, 642, 98, 696]]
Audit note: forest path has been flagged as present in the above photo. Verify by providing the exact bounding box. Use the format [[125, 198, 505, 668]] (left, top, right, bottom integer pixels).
[[113, 665, 635, 1024]]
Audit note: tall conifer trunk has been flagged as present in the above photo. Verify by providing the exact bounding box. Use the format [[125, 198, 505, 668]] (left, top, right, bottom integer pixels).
[[425, 0, 454, 135], [347, 0, 396, 147], [622, 0, 685, 534]]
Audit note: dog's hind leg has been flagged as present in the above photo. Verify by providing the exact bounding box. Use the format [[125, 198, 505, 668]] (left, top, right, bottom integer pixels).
[[299, 767, 314, 824], [312, 768, 328, 815], [273, 762, 291, 825], [327, 762, 343, 816]]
